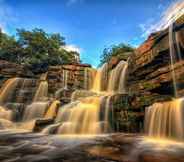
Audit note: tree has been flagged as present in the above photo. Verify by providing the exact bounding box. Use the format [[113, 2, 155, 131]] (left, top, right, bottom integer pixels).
[[0, 31, 22, 63], [0, 28, 79, 73], [99, 43, 134, 66]]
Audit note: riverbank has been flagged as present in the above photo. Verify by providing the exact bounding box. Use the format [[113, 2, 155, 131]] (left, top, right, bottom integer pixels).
[[0, 130, 184, 162]]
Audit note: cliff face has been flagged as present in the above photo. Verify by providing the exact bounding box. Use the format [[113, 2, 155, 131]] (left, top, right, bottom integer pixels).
[[0, 60, 34, 87], [47, 63, 91, 104], [112, 15, 184, 132], [128, 15, 184, 108]]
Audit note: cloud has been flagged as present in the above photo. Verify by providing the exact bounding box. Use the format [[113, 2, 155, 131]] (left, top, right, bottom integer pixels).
[[61, 44, 82, 53], [139, 0, 184, 38], [0, 0, 16, 33]]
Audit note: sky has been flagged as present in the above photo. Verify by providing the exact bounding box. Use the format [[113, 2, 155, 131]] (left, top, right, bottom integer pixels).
[[0, 0, 183, 67]]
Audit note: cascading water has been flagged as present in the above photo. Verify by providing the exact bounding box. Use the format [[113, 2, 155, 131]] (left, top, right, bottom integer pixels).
[[43, 60, 128, 135], [0, 78, 21, 104], [92, 63, 108, 92], [169, 23, 178, 97], [0, 60, 128, 134], [107, 60, 128, 93], [23, 102, 49, 121], [44, 100, 60, 119], [55, 97, 103, 134], [144, 18, 184, 141], [145, 98, 184, 140], [0, 74, 52, 130], [63, 69, 69, 89], [33, 81, 48, 102], [0, 106, 13, 121]]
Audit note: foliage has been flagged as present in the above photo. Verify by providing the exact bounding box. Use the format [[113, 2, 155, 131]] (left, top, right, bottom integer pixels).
[[99, 43, 134, 66], [0, 28, 79, 73]]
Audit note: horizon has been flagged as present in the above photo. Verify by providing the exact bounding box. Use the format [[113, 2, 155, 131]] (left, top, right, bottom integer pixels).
[[0, 0, 183, 67]]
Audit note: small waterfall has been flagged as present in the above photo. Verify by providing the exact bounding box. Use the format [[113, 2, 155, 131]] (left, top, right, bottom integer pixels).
[[169, 23, 178, 97], [71, 90, 96, 102], [43, 61, 128, 135], [84, 68, 88, 90], [0, 78, 21, 104], [92, 63, 108, 92], [23, 102, 49, 121], [108, 60, 128, 93], [84, 68, 96, 90], [145, 98, 184, 141], [44, 100, 60, 119], [63, 69, 69, 89], [118, 62, 128, 93], [144, 18, 184, 141], [0, 106, 13, 121], [33, 81, 48, 102], [55, 96, 103, 134]]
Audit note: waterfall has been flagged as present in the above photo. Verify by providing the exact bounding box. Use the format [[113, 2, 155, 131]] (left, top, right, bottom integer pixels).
[[0, 78, 21, 104], [0, 106, 13, 121], [43, 61, 128, 135], [92, 63, 108, 92], [55, 96, 104, 134], [33, 81, 48, 102], [169, 23, 178, 97], [118, 62, 128, 93], [84, 68, 88, 90], [44, 100, 60, 119], [107, 60, 128, 93], [63, 69, 69, 89], [84, 68, 96, 90], [145, 98, 184, 141], [23, 102, 49, 121], [144, 19, 184, 141]]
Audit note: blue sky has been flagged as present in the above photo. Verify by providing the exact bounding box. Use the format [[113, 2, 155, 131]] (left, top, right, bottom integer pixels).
[[0, 0, 178, 67]]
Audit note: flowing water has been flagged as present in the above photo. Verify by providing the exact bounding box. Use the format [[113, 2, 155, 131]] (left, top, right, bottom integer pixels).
[[0, 60, 128, 135], [63, 69, 69, 89], [44, 100, 60, 119], [43, 61, 128, 135], [144, 19, 184, 141], [0, 78, 21, 104], [33, 81, 48, 102], [145, 98, 184, 141], [23, 102, 49, 121], [92, 63, 108, 92], [107, 60, 128, 93]]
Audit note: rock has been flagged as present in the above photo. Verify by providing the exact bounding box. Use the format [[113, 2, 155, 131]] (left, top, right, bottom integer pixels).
[[33, 118, 54, 132], [128, 14, 184, 104]]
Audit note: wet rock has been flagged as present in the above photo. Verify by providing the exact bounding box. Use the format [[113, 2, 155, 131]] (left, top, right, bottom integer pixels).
[[33, 118, 54, 132], [127, 15, 184, 113]]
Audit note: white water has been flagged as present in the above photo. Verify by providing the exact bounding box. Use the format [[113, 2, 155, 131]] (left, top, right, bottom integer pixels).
[[23, 102, 49, 121]]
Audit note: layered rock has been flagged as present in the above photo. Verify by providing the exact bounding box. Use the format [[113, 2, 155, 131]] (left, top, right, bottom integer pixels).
[[0, 60, 34, 87], [128, 15, 184, 108], [47, 63, 91, 104]]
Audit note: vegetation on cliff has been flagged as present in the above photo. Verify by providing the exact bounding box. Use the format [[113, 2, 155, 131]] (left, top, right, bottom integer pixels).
[[0, 28, 79, 73], [99, 43, 134, 66]]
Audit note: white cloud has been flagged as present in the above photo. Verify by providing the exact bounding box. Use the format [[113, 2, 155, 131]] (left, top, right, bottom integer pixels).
[[139, 0, 184, 38], [61, 44, 82, 53], [0, 0, 16, 33]]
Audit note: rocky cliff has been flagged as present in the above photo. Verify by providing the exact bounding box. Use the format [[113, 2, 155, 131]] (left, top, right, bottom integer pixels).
[[0, 60, 34, 87], [111, 15, 184, 132], [128, 15, 184, 107]]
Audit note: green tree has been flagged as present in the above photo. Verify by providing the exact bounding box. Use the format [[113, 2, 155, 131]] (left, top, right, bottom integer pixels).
[[0, 31, 22, 63], [0, 28, 79, 73], [99, 43, 134, 66]]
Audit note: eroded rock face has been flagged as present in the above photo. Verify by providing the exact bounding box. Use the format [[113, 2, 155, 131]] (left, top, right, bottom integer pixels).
[[47, 63, 91, 104], [128, 15, 184, 104], [0, 60, 34, 87]]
